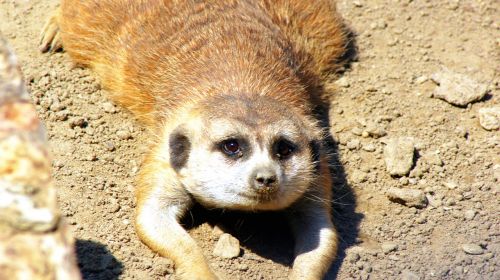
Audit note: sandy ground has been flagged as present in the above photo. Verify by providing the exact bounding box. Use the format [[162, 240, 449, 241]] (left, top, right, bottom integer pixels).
[[1, 0, 499, 279]]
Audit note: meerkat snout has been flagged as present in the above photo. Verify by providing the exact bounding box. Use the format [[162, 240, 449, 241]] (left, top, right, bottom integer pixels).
[[251, 166, 278, 193]]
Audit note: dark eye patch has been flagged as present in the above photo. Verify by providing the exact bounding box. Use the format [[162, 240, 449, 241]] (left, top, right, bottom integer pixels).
[[273, 138, 297, 160], [169, 128, 191, 171]]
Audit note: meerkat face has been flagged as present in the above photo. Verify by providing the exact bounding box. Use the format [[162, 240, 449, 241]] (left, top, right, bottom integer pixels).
[[166, 95, 321, 211]]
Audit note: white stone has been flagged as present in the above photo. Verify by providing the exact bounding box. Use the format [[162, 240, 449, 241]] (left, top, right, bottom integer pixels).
[[431, 70, 488, 106], [478, 107, 500, 131], [213, 233, 240, 259], [384, 137, 415, 176]]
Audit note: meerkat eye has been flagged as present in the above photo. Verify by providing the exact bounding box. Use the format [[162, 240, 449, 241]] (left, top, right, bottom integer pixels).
[[221, 139, 241, 156], [275, 139, 296, 160]]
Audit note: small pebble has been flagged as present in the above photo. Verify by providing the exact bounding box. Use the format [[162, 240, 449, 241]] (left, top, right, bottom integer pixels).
[[102, 102, 117, 113], [237, 264, 249, 271], [69, 117, 86, 128], [387, 187, 427, 208], [351, 127, 363, 136], [103, 142, 115, 152], [365, 124, 387, 138], [478, 107, 500, 131], [381, 242, 398, 253], [353, 1, 363, 7], [384, 137, 415, 176], [362, 143, 376, 152], [108, 204, 120, 213], [464, 210, 476, 220], [347, 252, 360, 263], [444, 181, 458, 189], [212, 224, 225, 237], [351, 170, 368, 184], [346, 139, 361, 150], [415, 75, 428, 84], [401, 270, 420, 280], [213, 233, 240, 259], [335, 77, 350, 88], [462, 244, 484, 255], [116, 130, 132, 140]]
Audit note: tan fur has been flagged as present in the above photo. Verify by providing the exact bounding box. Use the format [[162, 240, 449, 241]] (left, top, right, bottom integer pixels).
[[40, 1, 347, 279]]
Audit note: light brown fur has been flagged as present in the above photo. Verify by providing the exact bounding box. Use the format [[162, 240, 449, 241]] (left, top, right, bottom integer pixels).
[[41, 1, 347, 279]]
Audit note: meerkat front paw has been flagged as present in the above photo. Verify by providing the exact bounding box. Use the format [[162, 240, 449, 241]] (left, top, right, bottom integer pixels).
[[39, 8, 62, 53]]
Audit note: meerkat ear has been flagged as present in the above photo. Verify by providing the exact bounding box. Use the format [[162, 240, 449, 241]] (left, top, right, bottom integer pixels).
[[169, 127, 191, 171]]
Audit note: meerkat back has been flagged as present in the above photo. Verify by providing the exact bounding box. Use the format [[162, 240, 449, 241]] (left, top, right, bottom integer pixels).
[[42, 0, 345, 122]]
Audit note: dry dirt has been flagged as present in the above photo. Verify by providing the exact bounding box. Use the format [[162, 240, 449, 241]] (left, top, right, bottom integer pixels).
[[1, 0, 499, 279]]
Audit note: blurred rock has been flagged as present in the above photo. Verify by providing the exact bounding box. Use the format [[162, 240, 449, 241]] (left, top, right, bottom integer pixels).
[[0, 37, 81, 280]]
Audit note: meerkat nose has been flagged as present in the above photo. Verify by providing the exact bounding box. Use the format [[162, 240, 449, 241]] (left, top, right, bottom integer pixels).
[[251, 168, 278, 193]]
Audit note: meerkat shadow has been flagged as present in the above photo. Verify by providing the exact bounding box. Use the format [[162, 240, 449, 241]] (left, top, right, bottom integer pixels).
[[323, 27, 363, 279], [184, 205, 296, 266], [75, 239, 124, 280]]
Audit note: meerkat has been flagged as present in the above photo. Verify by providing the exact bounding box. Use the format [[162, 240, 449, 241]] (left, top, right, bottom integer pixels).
[[40, 1, 347, 279]]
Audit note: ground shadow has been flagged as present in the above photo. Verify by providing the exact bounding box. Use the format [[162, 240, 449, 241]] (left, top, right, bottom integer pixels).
[[323, 25, 363, 279], [323, 133, 363, 279], [75, 239, 123, 280], [185, 206, 295, 265]]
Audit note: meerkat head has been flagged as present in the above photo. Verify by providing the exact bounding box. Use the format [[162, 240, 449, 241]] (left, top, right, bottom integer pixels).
[[164, 94, 322, 211]]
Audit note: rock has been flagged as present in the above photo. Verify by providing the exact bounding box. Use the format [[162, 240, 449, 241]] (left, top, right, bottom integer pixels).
[[464, 210, 476, 220], [237, 264, 249, 271], [213, 233, 240, 259], [49, 101, 65, 112], [493, 164, 500, 183], [346, 139, 361, 150], [362, 143, 376, 152], [364, 123, 387, 138], [444, 181, 458, 190], [426, 195, 442, 207], [54, 111, 69, 121], [152, 258, 174, 276], [387, 187, 428, 208], [108, 203, 120, 213], [351, 170, 368, 184], [116, 130, 132, 140], [211, 224, 225, 237], [335, 77, 350, 88], [415, 75, 428, 84], [103, 142, 115, 152], [353, 1, 363, 8], [462, 244, 484, 255], [69, 117, 86, 128], [381, 242, 398, 253], [383, 137, 415, 176], [0, 36, 81, 280], [478, 107, 500, 130], [401, 270, 420, 280], [102, 102, 117, 113], [431, 69, 488, 106], [425, 153, 443, 166], [351, 127, 363, 136], [347, 252, 360, 264]]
